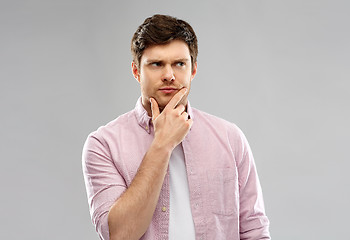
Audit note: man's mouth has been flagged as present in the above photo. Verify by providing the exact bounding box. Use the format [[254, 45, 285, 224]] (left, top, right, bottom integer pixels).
[[159, 87, 178, 94]]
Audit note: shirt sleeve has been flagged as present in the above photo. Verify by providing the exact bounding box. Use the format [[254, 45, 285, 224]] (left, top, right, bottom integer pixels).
[[82, 132, 127, 240], [231, 127, 271, 239]]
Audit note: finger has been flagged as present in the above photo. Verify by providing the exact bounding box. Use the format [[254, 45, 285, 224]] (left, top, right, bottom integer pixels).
[[181, 111, 189, 120], [165, 88, 187, 110], [175, 104, 186, 115], [150, 98, 160, 120], [187, 118, 193, 128]]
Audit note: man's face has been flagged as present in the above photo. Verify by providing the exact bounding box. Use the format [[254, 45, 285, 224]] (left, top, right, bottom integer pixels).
[[132, 40, 197, 116]]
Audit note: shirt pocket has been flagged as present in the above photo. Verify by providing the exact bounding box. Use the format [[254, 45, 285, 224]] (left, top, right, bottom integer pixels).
[[207, 168, 238, 216]]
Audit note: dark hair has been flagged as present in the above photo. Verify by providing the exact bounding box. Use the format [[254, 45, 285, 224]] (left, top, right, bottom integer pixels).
[[131, 14, 198, 69]]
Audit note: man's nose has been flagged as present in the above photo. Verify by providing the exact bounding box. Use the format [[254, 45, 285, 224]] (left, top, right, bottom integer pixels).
[[162, 65, 175, 82]]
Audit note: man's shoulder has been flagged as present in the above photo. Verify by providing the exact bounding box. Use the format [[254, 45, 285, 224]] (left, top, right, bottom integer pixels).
[[192, 107, 238, 129], [192, 107, 246, 139], [87, 109, 136, 139]]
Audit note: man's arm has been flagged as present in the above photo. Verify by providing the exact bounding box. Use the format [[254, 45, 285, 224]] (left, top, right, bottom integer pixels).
[[108, 88, 192, 240], [235, 129, 270, 239]]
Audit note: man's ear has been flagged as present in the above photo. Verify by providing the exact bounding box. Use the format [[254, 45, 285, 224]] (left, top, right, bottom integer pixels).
[[191, 62, 198, 81], [131, 61, 140, 83]]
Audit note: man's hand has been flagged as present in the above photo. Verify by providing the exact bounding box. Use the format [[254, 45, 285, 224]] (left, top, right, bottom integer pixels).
[[150, 88, 193, 151]]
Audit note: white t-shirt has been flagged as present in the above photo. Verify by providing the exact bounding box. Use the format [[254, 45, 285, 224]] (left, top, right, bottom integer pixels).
[[169, 144, 196, 240]]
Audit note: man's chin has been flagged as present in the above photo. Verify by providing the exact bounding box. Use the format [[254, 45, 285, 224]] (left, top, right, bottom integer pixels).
[[155, 96, 171, 107], [154, 94, 188, 110]]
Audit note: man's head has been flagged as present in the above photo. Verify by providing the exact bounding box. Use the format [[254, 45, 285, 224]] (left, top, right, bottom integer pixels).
[[131, 14, 198, 116], [131, 14, 198, 70]]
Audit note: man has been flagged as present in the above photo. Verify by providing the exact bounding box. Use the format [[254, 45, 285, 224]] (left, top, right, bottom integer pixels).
[[82, 14, 270, 240]]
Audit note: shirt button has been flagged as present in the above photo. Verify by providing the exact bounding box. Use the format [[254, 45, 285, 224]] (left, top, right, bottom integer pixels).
[[161, 206, 167, 212], [145, 126, 149, 130]]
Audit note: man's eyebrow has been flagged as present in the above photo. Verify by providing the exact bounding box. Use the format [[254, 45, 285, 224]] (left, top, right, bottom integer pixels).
[[145, 59, 162, 64], [145, 58, 190, 63], [174, 58, 190, 62]]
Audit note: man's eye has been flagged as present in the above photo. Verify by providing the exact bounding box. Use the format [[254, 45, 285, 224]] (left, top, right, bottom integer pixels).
[[151, 62, 161, 67], [176, 62, 185, 67]]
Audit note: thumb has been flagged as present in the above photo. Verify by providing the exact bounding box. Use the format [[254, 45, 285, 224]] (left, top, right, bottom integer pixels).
[[150, 98, 160, 120]]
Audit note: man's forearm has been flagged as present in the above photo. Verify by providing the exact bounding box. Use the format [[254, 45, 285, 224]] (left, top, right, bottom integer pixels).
[[108, 140, 172, 240], [108, 89, 191, 240]]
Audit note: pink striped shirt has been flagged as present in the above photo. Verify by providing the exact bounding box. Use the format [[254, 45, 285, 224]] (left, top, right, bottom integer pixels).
[[82, 97, 270, 240]]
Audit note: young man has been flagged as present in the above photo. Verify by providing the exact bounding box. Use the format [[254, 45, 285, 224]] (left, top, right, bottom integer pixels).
[[82, 14, 270, 240]]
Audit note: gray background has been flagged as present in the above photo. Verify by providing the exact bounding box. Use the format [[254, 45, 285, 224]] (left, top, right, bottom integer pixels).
[[1, 0, 349, 239]]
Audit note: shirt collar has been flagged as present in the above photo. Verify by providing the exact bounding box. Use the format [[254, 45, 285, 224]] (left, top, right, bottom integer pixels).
[[134, 96, 194, 134]]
